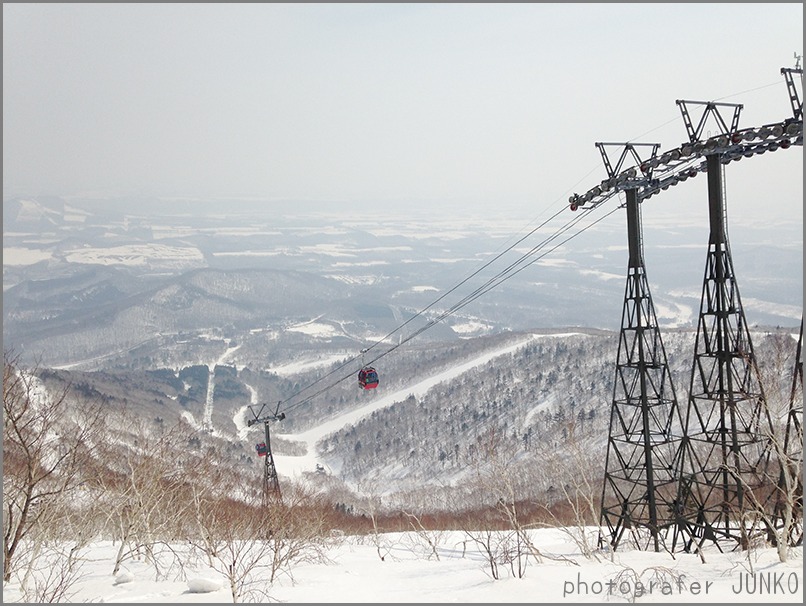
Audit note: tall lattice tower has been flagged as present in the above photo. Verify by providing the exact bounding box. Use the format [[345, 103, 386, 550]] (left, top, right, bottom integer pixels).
[[674, 100, 778, 550], [259, 419, 282, 504], [568, 65, 803, 555], [598, 143, 689, 552], [247, 405, 285, 505]]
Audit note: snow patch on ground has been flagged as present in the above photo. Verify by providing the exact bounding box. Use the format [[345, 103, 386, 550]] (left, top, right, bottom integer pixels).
[[2, 247, 54, 266]]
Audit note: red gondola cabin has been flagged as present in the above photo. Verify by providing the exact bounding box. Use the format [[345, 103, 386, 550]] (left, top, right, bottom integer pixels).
[[358, 366, 379, 389]]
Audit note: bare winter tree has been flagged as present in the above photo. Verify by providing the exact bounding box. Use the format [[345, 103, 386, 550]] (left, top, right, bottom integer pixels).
[[188, 463, 241, 568], [467, 427, 536, 578], [264, 483, 335, 583], [532, 421, 607, 561], [354, 478, 398, 562], [189, 481, 333, 602], [190, 495, 277, 603], [399, 510, 444, 561], [3, 350, 106, 584], [456, 426, 576, 579], [11, 497, 101, 603], [726, 331, 803, 562], [94, 414, 198, 578]]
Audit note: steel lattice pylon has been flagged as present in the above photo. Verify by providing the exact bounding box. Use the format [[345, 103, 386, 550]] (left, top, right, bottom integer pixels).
[[247, 404, 285, 505], [675, 152, 778, 551], [598, 154, 689, 552], [574, 67, 802, 555], [260, 419, 282, 504]]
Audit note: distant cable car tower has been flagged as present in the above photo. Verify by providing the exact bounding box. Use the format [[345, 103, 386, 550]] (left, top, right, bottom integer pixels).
[[247, 403, 285, 504]]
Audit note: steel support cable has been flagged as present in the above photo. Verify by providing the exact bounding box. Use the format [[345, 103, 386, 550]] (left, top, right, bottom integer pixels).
[[273, 204, 572, 409], [713, 79, 786, 103], [270, 162, 608, 411], [377, 204, 608, 356], [277, 200, 622, 417], [383, 202, 623, 356], [379, 207, 626, 436], [358, 203, 571, 357]]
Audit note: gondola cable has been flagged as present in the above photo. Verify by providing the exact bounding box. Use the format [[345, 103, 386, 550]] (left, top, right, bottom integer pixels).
[[273, 203, 571, 404], [276, 199, 622, 417]]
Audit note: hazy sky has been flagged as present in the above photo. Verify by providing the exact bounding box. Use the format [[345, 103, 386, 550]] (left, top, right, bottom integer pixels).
[[3, 3, 803, 220]]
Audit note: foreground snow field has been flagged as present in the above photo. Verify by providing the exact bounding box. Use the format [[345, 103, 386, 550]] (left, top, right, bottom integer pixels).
[[3, 528, 802, 603]]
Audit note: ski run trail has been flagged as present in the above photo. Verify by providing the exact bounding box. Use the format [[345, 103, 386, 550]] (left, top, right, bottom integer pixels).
[[234, 332, 580, 480]]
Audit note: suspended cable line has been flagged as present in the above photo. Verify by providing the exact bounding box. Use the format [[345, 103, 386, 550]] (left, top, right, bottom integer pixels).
[[277, 160, 605, 409], [277, 199, 622, 417], [272, 164, 609, 412], [274, 203, 569, 406]]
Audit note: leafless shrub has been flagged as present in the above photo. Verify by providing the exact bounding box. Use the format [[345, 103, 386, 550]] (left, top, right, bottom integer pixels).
[[265, 483, 336, 584], [3, 350, 105, 584], [354, 480, 399, 562], [450, 426, 579, 579], [400, 510, 444, 561], [11, 543, 88, 603], [463, 527, 506, 580], [188, 480, 335, 602], [532, 424, 606, 561], [187, 484, 278, 603], [93, 414, 198, 578]]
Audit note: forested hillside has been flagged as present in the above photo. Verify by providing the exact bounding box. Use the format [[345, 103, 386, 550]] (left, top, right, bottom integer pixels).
[[14, 325, 798, 515]]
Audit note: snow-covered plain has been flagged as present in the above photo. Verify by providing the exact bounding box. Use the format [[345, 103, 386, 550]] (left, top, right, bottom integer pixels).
[[3, 528, 801, 603], [63, 244, 205, 267]]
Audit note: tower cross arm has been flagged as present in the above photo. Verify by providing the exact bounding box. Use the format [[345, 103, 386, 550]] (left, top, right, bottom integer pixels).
[[246, 402, 286, 426], [676, 100, 743, 143]]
